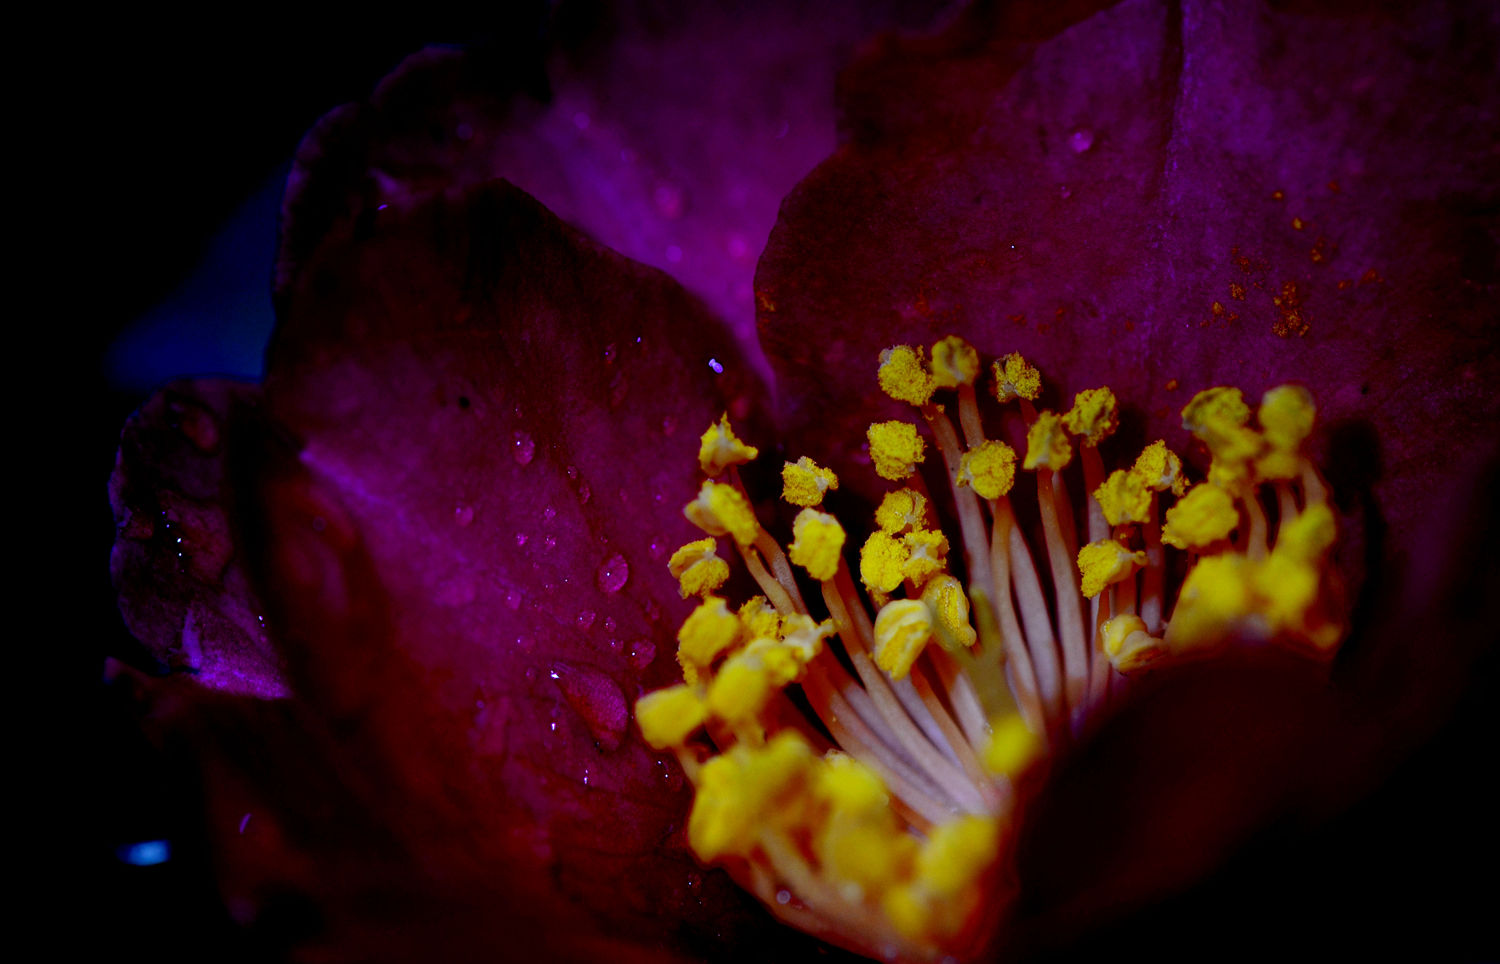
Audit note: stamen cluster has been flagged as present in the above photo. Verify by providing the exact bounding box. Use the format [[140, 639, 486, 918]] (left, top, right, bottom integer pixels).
[[635, 337, 1344, 962]]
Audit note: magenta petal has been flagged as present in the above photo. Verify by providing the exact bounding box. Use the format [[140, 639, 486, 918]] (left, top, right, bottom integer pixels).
[[278, 3, 955, 353], [758, 0, 1499, 544], [247, 177, 789, 953], [110, 379, 288, 699]]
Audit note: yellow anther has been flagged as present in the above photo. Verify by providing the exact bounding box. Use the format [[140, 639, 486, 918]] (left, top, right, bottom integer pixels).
[[1276, 502, 1336, 563], [956, 440, 1017, 499], [1094, 468, 1152, 526], [1101, 614, 1169, 672], [688, 733, 814, 861], [1062, 386, 1119, 447], [818, 752, 890, 815], [1259, 384, 1316, 449], [779, 614, 834, 663], [1182, 386, 1252, 436], [1256, 385, 1316, 480], [993, 352, 1042, 402], [872, 599, 934, 680], [707, 651, 774, 726], [789, 508, 846, 582], [738, 595, 782, 641], [1163, 554, 1254, 651], [859, 530, 908, 594], [667, 537, 730, 598], [1252, 553, 1321, 636], [742, 638, 804, 687], [983, 715, 1041, 778], [820, 820, 916, 904], [1022, 411, 1073, 471], [884, 815, 998, 942], [685, 480, 760, 547], [930, 335, 980, 389], [921, 573, 977, 651], [1076, 539, 1148, 598], [677, 596, 742, 682], [878, 345, 936, 406], [635, 684, 707, 750], [1161, 482, 1239, 549], [697, 413, 759, 477], [1183, 387, 1262, 492], [917, 815, 997, 897], [1132, 439, 1188, 496], [901, 528, 950, 587], [781, 455, 839, 507], [875, 488, 930, 534], [868, 421, 927, 481]]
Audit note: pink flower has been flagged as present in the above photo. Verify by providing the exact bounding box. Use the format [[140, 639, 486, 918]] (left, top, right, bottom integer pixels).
[[108, 2, 1496, 960]]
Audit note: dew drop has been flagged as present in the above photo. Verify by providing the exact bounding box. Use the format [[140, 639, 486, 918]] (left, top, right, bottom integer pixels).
[[1069, 128, 1095, 153], [565, 465, 578, 481], [602, 616, 617, 634], [543, 506, 557, 523], [707, 357, 724, 374], [512, 431, 536, 465], [524, 666, 537, 683], [453, 504, 474, 527], [627, 637, 656, 669], [514, 532, 528, 547], [603, 342, 617, 364], [543, 535, 557, 551], [504, 591, 521, 611], [1058, 184, 1072, 199], [577, 610, 597, 630], [596, 553, 629, 593], [776, 889, 791, 905], [648, 540, 665, 560]]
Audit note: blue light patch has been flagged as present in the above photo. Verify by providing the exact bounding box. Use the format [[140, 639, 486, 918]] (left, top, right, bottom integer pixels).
[[117, 839, 171, 866]]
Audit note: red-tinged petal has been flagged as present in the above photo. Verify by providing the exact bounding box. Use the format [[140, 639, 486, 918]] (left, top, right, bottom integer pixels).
[[243, 176, 810, 955], [109, 379, 287, 699], [277, 2, 954, 355], [758, 0, 1499, 546]]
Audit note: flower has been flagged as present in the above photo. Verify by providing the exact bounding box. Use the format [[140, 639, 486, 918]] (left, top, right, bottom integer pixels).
[[106, 2, 1497, 961]]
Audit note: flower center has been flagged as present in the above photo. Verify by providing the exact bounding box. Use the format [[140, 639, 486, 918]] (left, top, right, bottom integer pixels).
[[636, 337, 1345, 961]]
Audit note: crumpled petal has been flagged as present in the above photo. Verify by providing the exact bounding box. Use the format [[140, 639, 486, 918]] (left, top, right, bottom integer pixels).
[[278, 1, 954, 355], [110, 379, 287, 698]]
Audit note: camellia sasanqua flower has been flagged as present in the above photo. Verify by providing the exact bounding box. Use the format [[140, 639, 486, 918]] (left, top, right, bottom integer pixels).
[[105, 2, 1496, 962]]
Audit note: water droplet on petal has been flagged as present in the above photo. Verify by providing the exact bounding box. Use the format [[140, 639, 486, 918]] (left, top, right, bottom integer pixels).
[[707, 357, 724, 374], [453, 504, 474, 527], [514, 532, 528, 547], [565, 465, 578, 481], [602, 616, 617, 634], [504, 591, 521, 611], [648, 541, 665, 560], [512, 432, 535, 465], [1058, 184, 1072, 199], [627, 637, 656, 669], [543, 505, 557, 523], [543, 536, 557, 551], [577, 610, 596, 630], [1069, 128, 1094, 153], [603, 342, 617, 364], [596, 553, 629, 593]]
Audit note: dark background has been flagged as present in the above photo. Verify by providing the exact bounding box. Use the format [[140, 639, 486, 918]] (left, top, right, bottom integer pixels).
[[70, 14, 1496, 964]]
